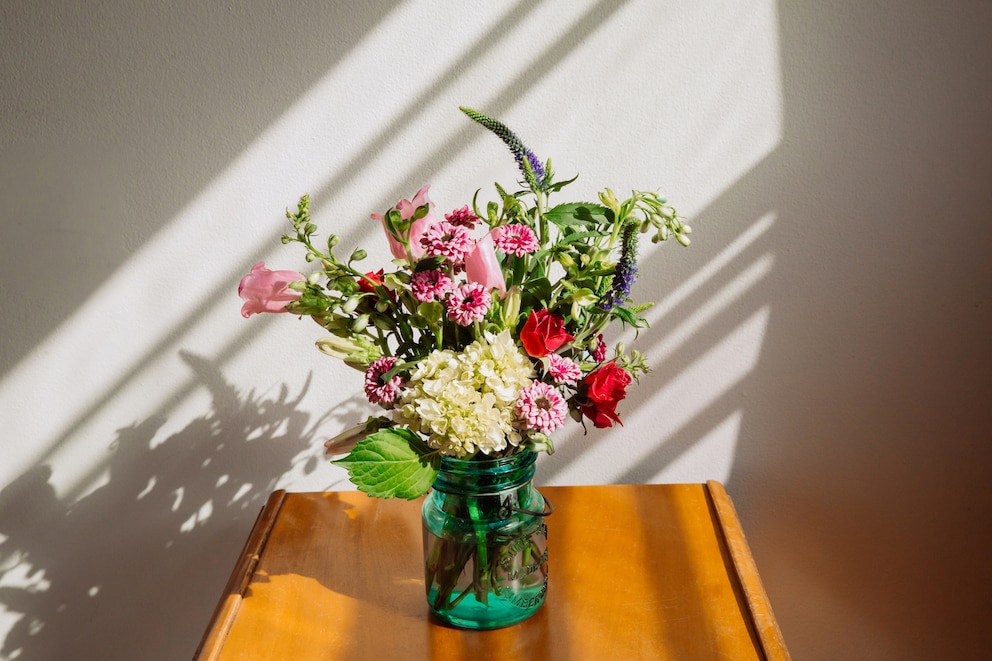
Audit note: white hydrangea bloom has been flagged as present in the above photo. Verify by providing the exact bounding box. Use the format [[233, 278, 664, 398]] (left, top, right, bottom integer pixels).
[[396, 330, 535, 457]]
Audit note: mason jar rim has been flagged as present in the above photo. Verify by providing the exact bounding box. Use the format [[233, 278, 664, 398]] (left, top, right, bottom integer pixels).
[[433, 450, 538, 494], [438, 449, 537, 471]]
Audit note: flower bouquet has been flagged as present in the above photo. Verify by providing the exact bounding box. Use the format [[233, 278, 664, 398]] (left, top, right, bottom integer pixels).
[[239, 107, 690, 627]]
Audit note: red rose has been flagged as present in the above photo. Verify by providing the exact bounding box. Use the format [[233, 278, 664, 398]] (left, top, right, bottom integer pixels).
[[520, 309, 574, 357], [358, 269, 385, 294], [578, 361, 632, 428]]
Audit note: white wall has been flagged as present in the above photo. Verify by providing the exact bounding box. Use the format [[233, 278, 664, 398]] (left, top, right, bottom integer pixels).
[[1, 1, 990, 658]]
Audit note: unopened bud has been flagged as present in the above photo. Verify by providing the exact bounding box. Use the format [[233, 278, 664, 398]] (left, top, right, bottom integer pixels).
[[351, 314, 370, 332], [315, 336, 361, 359], [350, 248, 367, 262], [501, 286, 521, 327], [341, 297, 360, 314], [676, 232, 691, 247], [599, 188, 620, 211], [412, 204, 430, 221]]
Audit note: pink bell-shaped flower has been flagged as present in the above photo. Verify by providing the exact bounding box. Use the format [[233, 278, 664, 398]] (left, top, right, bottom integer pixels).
[[371, 184, 438, 261], [464, 232, 506, 297], [238, 262, 305, 318]]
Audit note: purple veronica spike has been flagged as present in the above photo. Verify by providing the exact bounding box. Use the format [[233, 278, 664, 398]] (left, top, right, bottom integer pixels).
[[460, 107, 548, 191], [600, 220, 639, 311]]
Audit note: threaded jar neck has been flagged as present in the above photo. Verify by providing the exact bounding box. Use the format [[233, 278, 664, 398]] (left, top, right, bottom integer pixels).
[[433, 451, 537, 495]]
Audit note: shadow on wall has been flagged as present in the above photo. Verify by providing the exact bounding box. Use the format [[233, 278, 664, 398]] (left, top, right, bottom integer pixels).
[[0, 352, 337, 660], [0, 3, 644, 658], [712, 2, 992, 658], [0, 0, 402, 382]]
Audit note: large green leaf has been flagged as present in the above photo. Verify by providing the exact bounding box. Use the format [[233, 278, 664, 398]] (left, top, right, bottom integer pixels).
[[545, 202, 613, 228], [332, 428, 440, 499]]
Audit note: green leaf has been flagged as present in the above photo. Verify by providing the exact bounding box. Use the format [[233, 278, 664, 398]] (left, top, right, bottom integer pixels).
[[554, 230, 608, 248], [523, 276, 553, 307], [613, 305, 648, 329], [545, 203, 613, 228], [511, 253, 526, 287], [412, 256, 446, 273], [332, 429, 440, 499], [417, 301, 444, 326], [545, 172, 578, 193]]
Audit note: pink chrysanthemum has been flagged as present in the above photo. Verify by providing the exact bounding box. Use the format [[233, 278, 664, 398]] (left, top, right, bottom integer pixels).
[[547, 354, 582, 385], [592, 333, 607, 362], [445, 282, 491, 326], [420, 221, 473, 263], [364, 356, 403, 406], [492, 224, 539, 257], [444, 205, 479, 229], [516, 382, 568, 434], [410, 269, 454, 302]]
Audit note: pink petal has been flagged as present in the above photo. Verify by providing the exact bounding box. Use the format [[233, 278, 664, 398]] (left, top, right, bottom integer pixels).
[[464, 233, 506, 297]]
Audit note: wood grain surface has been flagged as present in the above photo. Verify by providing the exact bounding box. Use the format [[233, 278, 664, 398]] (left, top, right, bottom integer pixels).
[[194, 484, 790, 660]]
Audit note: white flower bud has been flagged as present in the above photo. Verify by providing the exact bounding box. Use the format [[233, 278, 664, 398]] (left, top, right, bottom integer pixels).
[[501, 286, 521, 327], [315, 336, 362, 359], [341, 297, 360, 314]]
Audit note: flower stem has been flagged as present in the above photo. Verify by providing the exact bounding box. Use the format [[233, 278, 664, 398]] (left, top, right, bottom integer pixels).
[[468, 498, 490, 605]]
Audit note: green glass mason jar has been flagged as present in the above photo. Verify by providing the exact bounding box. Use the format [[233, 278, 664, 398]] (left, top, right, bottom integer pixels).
[[421, 450, 550, 629]]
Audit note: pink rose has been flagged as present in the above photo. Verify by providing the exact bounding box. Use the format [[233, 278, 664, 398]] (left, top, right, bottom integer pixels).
[[371, 184, 438, 261], [464, 233, 506, 297], [238, 262, 305, 318]]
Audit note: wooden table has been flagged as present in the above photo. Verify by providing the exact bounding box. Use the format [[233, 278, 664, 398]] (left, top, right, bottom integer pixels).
[[194, 483, 789, 660]]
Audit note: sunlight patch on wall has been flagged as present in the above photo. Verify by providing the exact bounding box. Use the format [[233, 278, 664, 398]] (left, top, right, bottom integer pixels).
[[0, 0, 784, 502], [550, 305, 771, 485], [653, 252, 774, 366], [661, 0, 784, 217], [0, 0, 530, 500], [651, 411, 743, 483], [651, 213, 776, 328]]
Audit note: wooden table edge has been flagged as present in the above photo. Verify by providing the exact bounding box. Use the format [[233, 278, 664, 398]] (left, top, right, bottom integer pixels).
[[705, 480, 791, 661], [193, 489, 288, 661]]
